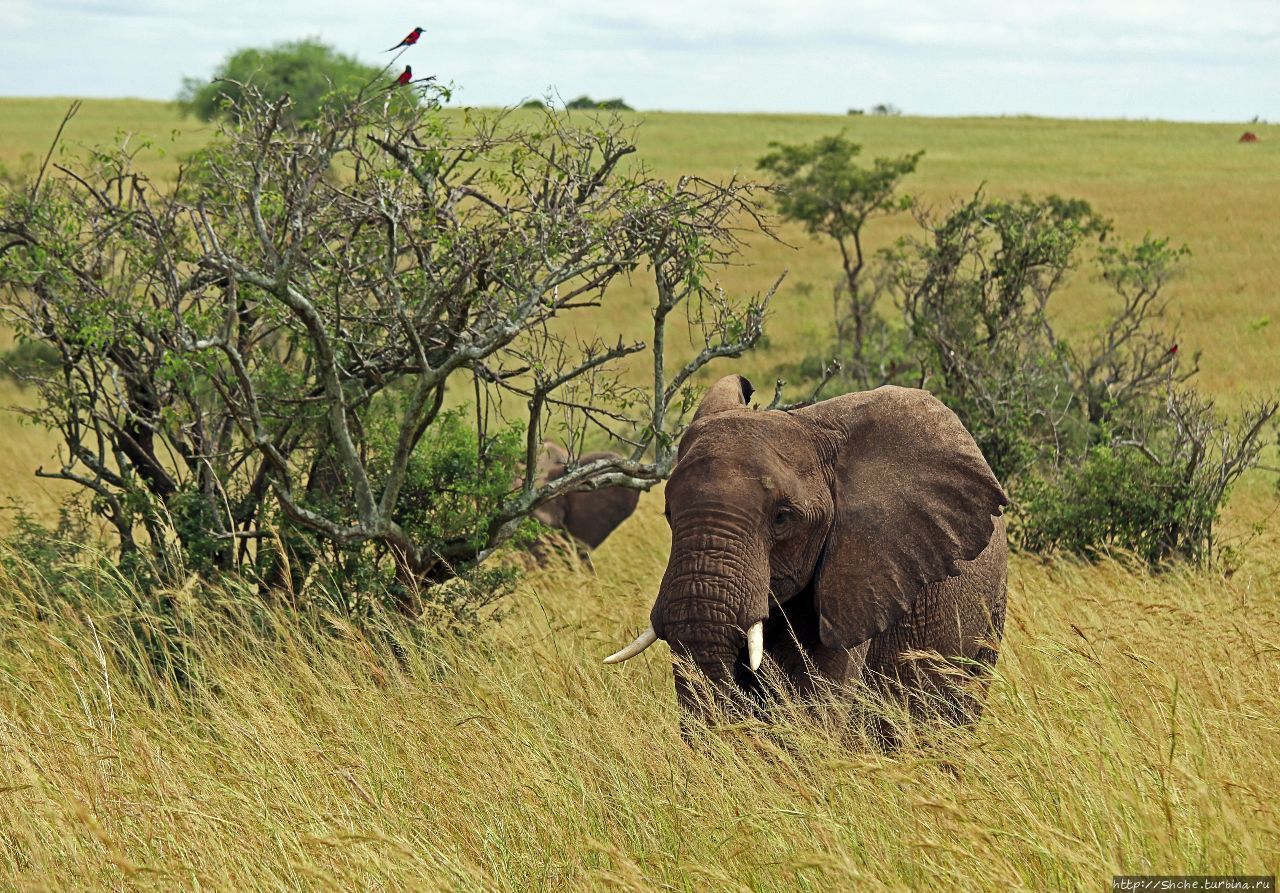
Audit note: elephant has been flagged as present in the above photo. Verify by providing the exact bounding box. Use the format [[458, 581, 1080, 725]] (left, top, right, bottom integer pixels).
[[603, 375, 1008, 738], [528, 442, 640, 563]]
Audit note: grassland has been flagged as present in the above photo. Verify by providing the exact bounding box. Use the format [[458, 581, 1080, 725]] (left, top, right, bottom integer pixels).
[[1, 503, 1277, 890], [0, 98, 1278, 890], [1, 100, 1277, 504], [2, 99, 1277, 400]]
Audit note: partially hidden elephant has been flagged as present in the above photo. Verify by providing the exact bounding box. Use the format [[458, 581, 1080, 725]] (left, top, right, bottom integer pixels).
[[529, 442, 640, 562], [604, 375, 1008, 735]]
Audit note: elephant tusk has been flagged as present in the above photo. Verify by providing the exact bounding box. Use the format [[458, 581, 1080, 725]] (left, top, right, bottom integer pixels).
[[747, 621, 764, 672], [603, 626, 658, 664]]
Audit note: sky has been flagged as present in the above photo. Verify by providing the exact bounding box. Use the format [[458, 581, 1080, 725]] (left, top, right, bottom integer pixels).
[[0, 0, 1277, 121]]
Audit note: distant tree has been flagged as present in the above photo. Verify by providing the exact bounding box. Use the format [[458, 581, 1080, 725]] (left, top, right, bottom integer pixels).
[[870, 103, 902, 116], [561, 95, 631, 111], [178, 39, 390, 125], [847, 108, 865, 116], [758, 133, 921, 379], [0, 339, 59, 385], [521, 99, 547, 109]]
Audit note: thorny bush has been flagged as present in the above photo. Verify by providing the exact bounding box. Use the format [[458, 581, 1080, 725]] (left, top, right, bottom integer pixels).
[[760, 139, 1278, 565], [0, 84, 781, 618]]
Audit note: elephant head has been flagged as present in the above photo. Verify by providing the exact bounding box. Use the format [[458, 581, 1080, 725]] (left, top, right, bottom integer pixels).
[[605, 375, 1007, 723]]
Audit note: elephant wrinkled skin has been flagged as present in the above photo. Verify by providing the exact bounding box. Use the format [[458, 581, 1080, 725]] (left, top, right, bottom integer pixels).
[[605, 375, 1009, 736]]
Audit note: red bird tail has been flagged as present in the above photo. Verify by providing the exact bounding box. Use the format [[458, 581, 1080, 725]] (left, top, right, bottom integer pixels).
[[385, 28, 423, 51]]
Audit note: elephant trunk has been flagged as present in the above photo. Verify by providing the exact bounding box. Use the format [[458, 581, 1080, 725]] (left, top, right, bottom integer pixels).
[[650, 532, 770, 718]]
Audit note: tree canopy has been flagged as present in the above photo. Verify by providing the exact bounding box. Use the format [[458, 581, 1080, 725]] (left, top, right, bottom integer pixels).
[[178, 39, 392, 125], [0, 85, 777, 615]]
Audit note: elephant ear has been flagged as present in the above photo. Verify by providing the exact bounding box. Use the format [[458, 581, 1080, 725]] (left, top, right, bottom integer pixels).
[[691, 374, 754, 423], [797, 386, 1007, 649], [532, 461, 570, 529]]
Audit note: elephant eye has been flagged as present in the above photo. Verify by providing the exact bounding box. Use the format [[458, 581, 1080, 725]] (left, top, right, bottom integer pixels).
[[772, 506, 792, 530]]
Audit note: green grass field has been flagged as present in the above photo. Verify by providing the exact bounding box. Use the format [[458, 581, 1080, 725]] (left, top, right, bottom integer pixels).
[[3, 99, 1277, 400], [1, 98, 1278, 890]]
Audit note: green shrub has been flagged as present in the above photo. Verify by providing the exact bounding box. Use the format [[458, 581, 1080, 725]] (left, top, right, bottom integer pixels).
[[377, 408, 533, 557], [246, 407, 531, 623], [780, 181, 1278, 566], [0, 338, 60, 383], [1016, 443, 1212, 565]]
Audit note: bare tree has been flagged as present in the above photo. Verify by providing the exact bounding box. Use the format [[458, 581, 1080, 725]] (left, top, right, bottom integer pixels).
[[1115, 389, 1278, 563], [758, 133, 920, 383], [0, 87, 779, 605], [1074, 237, 1198, 423]]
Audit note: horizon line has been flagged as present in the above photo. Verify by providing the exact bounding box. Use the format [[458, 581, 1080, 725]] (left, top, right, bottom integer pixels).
[[1, 94, 1272, 128]]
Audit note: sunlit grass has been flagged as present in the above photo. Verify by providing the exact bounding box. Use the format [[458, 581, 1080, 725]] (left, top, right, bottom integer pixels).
[[0, 98, 1277, 889], [0, 493, 1277, 890]]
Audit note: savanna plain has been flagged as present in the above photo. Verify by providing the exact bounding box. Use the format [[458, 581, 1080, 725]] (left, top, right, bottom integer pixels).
[[0, 98, 1277, 890]]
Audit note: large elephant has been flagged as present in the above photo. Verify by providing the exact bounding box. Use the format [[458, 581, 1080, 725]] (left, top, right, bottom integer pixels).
[[529, 442, 640, 561], [604, 375, 1008, 735]]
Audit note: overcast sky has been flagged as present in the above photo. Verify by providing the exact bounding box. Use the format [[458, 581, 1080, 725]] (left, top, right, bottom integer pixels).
[[1, 0, 1276, 120]]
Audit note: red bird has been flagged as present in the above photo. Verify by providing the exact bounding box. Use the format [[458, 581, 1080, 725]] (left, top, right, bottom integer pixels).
[[1168, 343, 1178, 356], [393, 65, 413, 87], [386, 27, 425, 51]]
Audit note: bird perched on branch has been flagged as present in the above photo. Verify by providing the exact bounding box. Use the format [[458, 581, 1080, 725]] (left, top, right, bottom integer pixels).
[[386, 27, 425, 51], [393, 65, 413, 87]]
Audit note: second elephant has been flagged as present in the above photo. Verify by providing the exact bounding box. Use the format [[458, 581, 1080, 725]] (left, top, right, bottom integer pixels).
[[530, 442, 640, 560]]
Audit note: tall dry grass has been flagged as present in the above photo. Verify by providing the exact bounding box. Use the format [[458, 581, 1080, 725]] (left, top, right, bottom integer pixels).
[[1, 98, 1277, 890], [1, 494, 1276, 891]]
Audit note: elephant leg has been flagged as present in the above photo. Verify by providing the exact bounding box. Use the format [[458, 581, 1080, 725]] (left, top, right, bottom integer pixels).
[[857, 565, 1005, 750], [864, 527, 1007, 729]]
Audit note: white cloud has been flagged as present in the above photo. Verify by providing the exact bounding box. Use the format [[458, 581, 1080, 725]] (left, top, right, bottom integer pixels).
[[0, 0, 1275, 119]]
